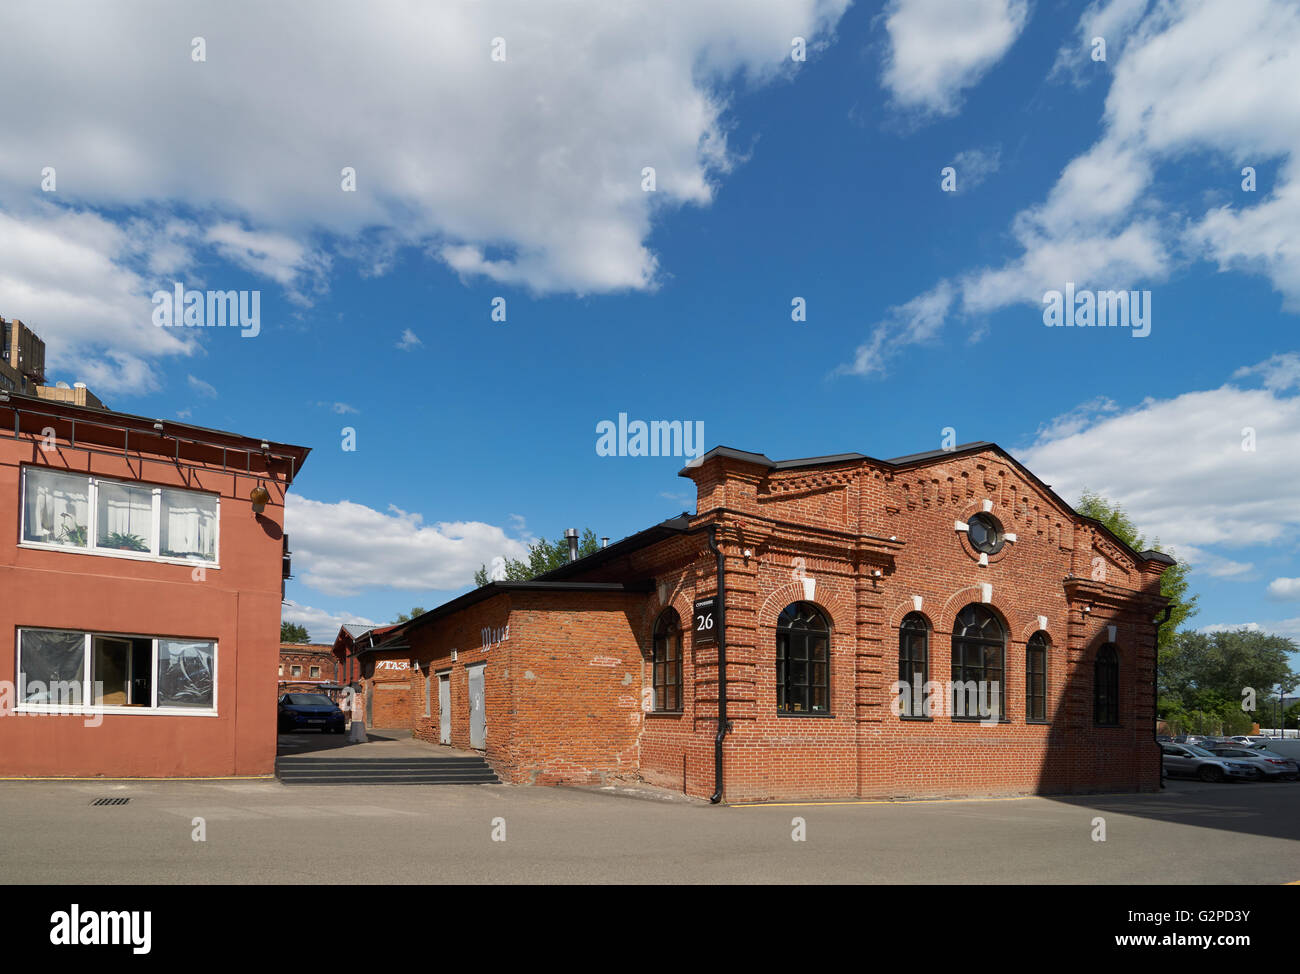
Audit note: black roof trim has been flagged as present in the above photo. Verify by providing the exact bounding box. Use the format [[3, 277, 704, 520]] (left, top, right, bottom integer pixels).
[[678, 441, 1174, 569], [362, 580, 658, 653], [531, 513, 693, 582]]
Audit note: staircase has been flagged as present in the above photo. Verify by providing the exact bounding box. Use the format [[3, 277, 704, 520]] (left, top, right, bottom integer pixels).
[[276, 755, 500, 785]]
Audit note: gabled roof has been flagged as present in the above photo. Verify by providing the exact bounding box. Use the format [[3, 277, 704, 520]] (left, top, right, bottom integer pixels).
[[679, 442, 1174, 569]]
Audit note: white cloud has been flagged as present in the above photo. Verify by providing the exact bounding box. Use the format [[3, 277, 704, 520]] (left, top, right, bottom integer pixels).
[[0, 1, 848, 299], [838, 282, 954, 376], [1050, 0, 1151, 82], [880, 0, 1029, 116], [950, 146, 1001, 191], [282, 602, 380, 645], [186, 374, 217, 398], [1233, 353, 1300, 392], [396, 329, 422, 351], [1018, 359, 1300, 571], [0, 206, 193, 394], [1268, 578, 1300, 600], [316, 401, 358, 415], [849, 0, 1300, 372], [284, 493, 531, 598]]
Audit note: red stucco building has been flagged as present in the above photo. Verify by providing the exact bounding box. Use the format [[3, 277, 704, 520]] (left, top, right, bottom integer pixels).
[[364, 442, 1173, 802], [0, 392, 309, 777]]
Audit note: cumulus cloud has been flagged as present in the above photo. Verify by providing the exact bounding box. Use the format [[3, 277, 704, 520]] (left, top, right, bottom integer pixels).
[[186, 374, 217, 398], [282, 602, 380, 644], [950, 146, 1002, 192], [1268, 578, 1300, 601], [0, 1, 850, 388], [880, 0, 1030, 116], [1018, 356, 1300, 571], [396, 329, 422, 351], [284, 493, 532, 598]]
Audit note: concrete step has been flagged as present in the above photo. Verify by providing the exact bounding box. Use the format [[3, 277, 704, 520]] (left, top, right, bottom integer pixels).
[[275, 754, 500, 785]]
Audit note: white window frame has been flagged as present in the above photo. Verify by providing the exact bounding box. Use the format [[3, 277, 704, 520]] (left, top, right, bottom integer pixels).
[[15, 626, 219, 717], [18, 465, 221, 568]]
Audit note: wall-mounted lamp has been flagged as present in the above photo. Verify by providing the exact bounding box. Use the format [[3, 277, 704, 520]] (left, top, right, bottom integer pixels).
[[153, 420, 164, 432], [260, 440, 270, 452], [250, 484, 271, 513]]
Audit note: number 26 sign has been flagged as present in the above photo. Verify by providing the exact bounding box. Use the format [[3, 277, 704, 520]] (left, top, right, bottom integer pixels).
[[693, 597, 717, 645]]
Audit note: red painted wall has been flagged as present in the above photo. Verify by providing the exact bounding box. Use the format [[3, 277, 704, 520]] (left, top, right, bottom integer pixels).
[[0, 405, 303, 778]]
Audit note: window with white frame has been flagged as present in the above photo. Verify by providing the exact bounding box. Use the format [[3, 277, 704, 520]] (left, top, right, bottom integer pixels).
[[291, 665, 302, 677], [22, 467, 218, 563], [309, 666, 320, 678], [17, 628, 216, 713]]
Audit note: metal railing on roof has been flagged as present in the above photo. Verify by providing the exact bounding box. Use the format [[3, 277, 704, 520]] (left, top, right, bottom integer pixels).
[[0, 393, 299, 484]]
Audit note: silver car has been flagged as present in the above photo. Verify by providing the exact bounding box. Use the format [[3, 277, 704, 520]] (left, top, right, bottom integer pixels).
[[1160, 743, 1256, 782], [1205, 745, 1299, 780]]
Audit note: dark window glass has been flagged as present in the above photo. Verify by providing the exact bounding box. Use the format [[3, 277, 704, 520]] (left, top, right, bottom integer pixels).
[[898, 613, 929, 718], [1094, 644, 1119, 726], [652, 609, 683, 713], [1026, 632, 1048, 722], [776, 602, 830, 714], [951, 604, 1005, 720], [966, 513, 1004, 554]]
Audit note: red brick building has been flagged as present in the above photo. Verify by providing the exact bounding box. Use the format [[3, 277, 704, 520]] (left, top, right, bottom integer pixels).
[[0, 391, 308, 777], [368, 443, 1172, 802], [278, 642, 337, 689]]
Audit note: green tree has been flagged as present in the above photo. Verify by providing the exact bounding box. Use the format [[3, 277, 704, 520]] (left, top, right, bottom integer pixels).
[[474, 529, 602, 586], [394, 607, 427, 623], [1074, 489, 1198, 653], [1162, 627, 1297, 728], [280, 621, 310, 643]]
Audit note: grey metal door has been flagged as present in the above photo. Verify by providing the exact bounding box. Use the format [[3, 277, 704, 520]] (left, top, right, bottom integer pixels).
[[467, 664, 486, 750], [438, 673, 451, 745]]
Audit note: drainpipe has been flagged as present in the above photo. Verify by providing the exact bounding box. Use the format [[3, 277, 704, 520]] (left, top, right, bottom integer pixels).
[[1153, 603, 1173, 789], [705, 524, 729, 804]]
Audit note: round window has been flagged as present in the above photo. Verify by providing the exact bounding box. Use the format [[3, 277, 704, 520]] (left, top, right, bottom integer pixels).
[[967, 513, 1004, 554]]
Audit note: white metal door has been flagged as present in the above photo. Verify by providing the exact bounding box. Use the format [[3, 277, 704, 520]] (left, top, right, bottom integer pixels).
[[438, 673, 451, 745], [467, 664, 486, 750]]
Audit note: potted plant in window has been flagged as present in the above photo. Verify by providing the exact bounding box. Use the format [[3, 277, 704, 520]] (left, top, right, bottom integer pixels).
[[57, 514, 87, 546], [102, 531, 148, 552]]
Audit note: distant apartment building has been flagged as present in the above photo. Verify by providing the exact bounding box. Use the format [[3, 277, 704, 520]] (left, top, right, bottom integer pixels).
[[0, 315, 105, 408]]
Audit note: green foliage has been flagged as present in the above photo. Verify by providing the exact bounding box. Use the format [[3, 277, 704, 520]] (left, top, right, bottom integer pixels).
[[280, 622, 310, 643], [474, 528, 602, 586], [1158, 627, 1298, 732], [1074, 489, 1198, 651], [394, 607, 427, 623], [59, 521, 88, 546], [102, 531, 147, 552]]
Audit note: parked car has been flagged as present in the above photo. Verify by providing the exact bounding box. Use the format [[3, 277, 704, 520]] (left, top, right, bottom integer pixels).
[[277, 693, 346, 733], [1160, 743, 1256, 782], [1204, 745, 1299, 780], [1228, 736, 1256, 745]]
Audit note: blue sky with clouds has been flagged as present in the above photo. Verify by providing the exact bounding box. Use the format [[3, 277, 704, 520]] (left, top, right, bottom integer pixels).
[[1, 0, 1298, 650]]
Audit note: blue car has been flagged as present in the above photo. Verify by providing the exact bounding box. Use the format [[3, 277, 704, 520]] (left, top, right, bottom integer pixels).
[[278, 693, 346, 733]]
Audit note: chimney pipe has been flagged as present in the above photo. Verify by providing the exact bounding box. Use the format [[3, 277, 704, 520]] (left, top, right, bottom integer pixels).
[[565, 528, 579, 562], [600, 537, 609, 549]]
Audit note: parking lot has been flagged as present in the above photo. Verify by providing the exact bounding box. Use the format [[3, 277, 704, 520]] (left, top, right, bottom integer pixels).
[[1, 771, 1297, 884]]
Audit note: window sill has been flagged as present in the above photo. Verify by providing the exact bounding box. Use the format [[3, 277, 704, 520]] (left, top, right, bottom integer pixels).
[[950, 717, 1012, 724], [16, 705, 218, 718], [18, 542, 219, 571], [646, 710, 684, 717], [777, 711, 835, 718], [899, 715, 934, 722], [1026, 719, 1050, 725]]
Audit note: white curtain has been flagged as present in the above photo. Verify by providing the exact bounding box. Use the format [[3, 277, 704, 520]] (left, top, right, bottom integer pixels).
[[23, 469, 89, 546], [160, 490, 217, 560], [96, 481, 153, 549]]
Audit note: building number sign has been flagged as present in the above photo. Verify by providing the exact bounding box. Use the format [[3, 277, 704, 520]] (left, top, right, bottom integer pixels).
[[693, 597, 717, 646]]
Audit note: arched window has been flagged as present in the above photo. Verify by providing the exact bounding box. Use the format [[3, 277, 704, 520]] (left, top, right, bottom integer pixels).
[[1094, 644, 1119, 726], [652, 609, 683, 712], [951, 604, 1005, 720], [1026, 632, 1049, 723], [776, 602, 830, 714], [898, 613, 929, 718]]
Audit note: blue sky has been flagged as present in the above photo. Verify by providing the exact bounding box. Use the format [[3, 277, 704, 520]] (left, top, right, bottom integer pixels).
[[1, 0, 1298, 652]]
